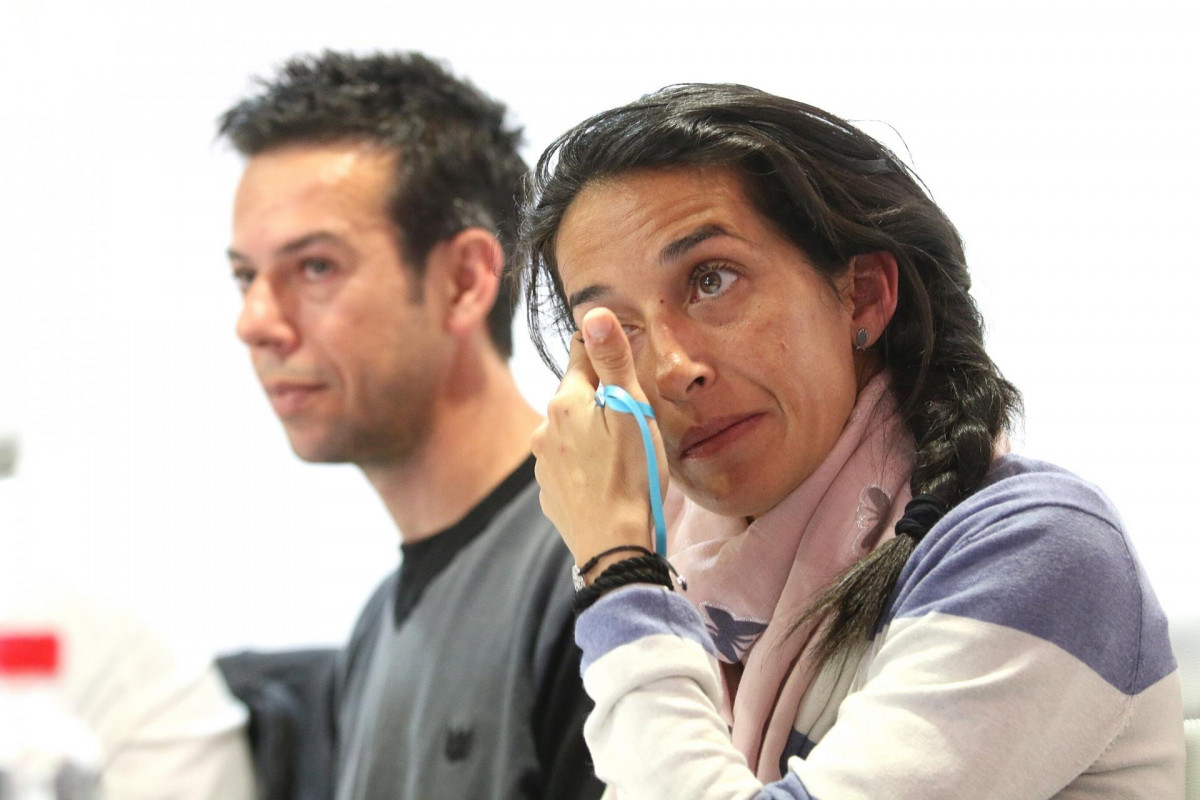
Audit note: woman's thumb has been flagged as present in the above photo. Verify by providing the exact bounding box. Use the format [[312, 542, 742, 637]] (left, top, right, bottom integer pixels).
[[581, 308, 642, 398]]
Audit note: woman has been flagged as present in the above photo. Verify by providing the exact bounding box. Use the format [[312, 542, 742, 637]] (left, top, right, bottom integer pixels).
[[523, 84, 1184, 799]]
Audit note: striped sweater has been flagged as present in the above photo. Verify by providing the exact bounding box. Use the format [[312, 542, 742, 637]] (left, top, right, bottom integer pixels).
[[576, 456, 1185, 799]]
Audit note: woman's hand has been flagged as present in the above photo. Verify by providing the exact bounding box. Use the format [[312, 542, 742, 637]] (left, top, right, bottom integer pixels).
[[531, 308, 668, 577]]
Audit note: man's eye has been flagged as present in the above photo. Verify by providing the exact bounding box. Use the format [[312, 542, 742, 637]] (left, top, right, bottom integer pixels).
[[232, 268, 255, 294], [301, 258, 335, 279], [690, 265, 739, 300]]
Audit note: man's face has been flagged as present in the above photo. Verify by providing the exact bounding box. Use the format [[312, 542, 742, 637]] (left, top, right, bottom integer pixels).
[[229, 143, 445, 465], [555, 167, 860, 519]]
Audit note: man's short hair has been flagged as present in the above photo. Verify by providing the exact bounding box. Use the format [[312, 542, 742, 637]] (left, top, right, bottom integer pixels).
[[219, 51, 526, 357]]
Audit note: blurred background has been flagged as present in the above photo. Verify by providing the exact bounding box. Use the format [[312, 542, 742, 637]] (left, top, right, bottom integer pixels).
[[1, 0, 1196, 658]]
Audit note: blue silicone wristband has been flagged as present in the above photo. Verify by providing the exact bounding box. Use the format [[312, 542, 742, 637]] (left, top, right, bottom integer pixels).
[[594, 384, 668, 557]]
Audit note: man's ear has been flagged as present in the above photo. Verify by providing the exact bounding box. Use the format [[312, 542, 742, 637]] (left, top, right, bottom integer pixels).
[[426, 228, 503, 339], [846, 251, 899, 346]]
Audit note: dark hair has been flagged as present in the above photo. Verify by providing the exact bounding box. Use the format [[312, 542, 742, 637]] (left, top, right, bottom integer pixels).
[[520, 83, 1022, 666], [218, 50, 527, 357]]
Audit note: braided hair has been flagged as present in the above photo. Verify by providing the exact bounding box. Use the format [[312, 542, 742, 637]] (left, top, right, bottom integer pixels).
[[519, 84, 1021, 666]]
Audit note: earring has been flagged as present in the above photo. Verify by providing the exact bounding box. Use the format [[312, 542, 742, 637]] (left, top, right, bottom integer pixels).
[[854, 328, 870, 351]]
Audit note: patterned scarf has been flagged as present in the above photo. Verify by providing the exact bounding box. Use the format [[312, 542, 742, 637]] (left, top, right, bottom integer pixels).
[[667, 372, 915, 780]]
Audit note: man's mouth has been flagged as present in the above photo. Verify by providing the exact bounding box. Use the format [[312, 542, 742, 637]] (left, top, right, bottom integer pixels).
[[263, 381, 325, 416]]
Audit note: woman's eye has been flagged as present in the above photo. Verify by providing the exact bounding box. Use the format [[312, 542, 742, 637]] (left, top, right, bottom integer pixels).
[[690, 265, 739, 300], [570, 311, 639, 339]]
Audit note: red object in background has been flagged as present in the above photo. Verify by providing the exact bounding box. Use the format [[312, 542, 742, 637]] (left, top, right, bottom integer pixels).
[[0, 633, 59, 676]]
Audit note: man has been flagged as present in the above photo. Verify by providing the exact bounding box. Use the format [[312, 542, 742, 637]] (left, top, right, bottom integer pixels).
[[218, 51, 601, 799]]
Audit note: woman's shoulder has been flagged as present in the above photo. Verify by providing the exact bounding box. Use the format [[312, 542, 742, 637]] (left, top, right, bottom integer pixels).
[[916, 453, 1129, 563], [968, 453, 1123, 524], [886, 453, 1176, 696]]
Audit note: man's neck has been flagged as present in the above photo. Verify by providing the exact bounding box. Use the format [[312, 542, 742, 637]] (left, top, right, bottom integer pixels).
[[362, 349, 542, 544]]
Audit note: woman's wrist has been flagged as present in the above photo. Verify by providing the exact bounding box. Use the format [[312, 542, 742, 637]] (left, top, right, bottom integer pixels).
[[572, 554, 675, 615], [572, 544, 654, 591], [568, 518, 654, 585], [581, 549, 651, 587]]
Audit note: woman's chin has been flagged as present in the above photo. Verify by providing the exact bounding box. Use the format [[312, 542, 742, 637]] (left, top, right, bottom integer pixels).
[[678, 478, 787, 521]]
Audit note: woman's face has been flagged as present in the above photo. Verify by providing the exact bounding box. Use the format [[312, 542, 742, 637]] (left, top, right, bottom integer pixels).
[[554, 167, 863, 519]]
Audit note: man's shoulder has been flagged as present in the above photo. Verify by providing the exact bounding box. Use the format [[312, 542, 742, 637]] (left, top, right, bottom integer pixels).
[[339, 480, 575, 670], [471, 479, 574, 570], [340, 569, 399, 670], [347, 482, 573, 644]]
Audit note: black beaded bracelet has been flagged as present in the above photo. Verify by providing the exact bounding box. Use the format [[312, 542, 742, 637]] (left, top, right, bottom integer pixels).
[[572, 555, 674, 615]]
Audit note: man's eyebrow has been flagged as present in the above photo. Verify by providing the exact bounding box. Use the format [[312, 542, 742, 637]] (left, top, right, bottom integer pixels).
[[659, 223, 732, 265], [226, 231, 347, 264]]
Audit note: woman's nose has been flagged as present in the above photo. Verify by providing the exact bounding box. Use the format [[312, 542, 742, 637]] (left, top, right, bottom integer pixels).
[[651, 322, 715, 403]]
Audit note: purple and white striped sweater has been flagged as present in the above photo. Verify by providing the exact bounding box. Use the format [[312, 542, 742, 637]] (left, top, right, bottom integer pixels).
[[576, 455, 1185, 799]]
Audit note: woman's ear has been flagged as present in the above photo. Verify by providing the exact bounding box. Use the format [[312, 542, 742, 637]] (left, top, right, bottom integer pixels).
[[427, 228, 503, 340], [847, 251, 899, 346]]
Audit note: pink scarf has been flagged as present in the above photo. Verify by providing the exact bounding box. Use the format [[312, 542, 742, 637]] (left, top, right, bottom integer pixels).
[[667, 372, 915, 780]]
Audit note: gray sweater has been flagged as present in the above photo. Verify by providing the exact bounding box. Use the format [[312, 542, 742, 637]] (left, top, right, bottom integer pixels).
[[333, 459, 603, 800]]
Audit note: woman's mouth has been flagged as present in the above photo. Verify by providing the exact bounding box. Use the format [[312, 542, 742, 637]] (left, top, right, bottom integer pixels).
[[677, 413, 766, 459]]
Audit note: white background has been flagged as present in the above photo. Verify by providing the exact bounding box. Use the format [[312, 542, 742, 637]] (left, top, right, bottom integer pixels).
[[1, 0, 1197, 657]]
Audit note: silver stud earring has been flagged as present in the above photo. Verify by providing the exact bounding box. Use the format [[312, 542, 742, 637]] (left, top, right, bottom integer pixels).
[[854, 328, 869, 350]]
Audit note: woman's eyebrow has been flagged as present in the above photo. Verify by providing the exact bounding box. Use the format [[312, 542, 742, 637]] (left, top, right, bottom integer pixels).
[[659, 224, 732, 265], [567, 283, 611, 312], [565, 224, 739, 311]]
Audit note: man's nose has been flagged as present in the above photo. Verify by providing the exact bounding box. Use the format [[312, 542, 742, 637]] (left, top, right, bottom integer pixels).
[[235, 279, 297, 354]]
